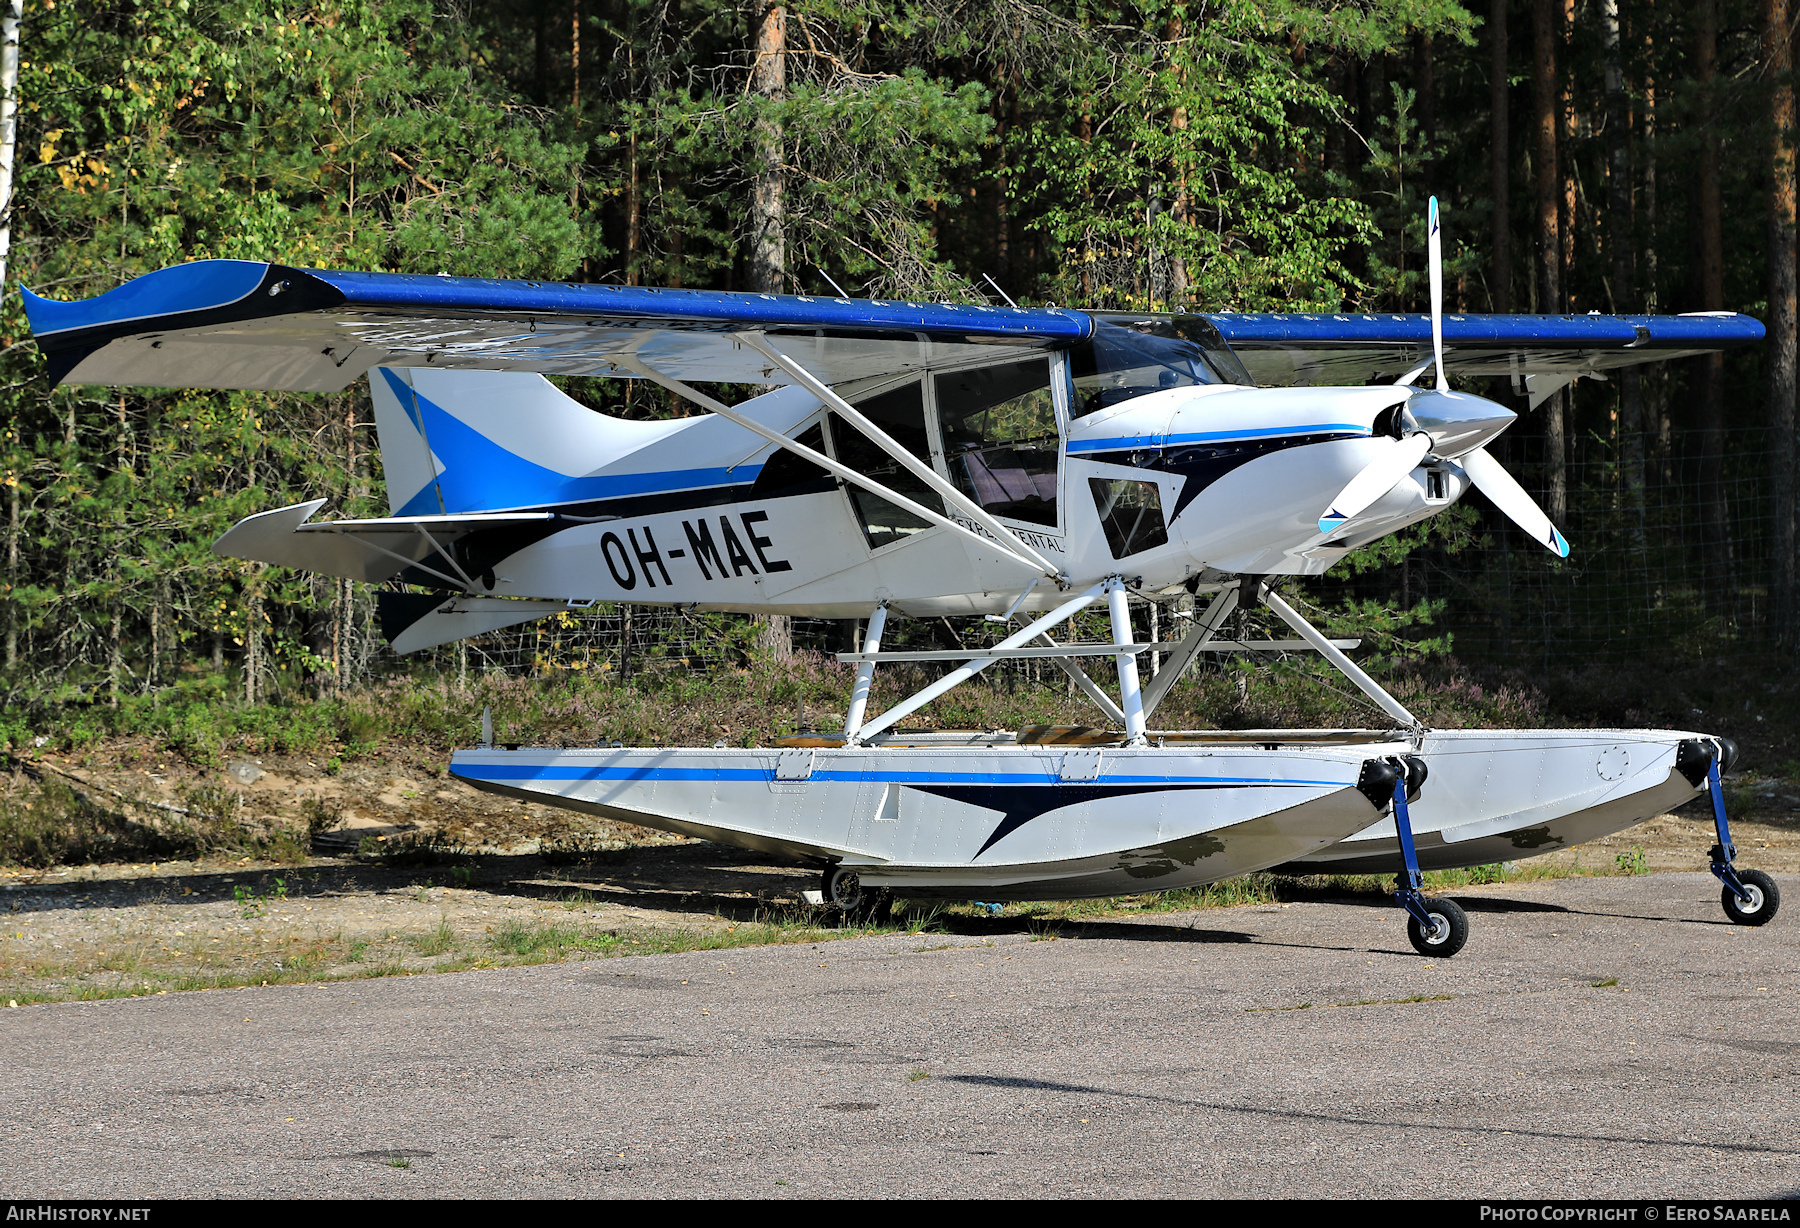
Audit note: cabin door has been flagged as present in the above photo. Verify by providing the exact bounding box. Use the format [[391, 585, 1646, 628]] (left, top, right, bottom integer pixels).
[[929, 356, 1064, 534]]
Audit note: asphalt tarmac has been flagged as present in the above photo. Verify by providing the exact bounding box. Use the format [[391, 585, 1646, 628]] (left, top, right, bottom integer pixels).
[[2, 872, 1795, 1200]]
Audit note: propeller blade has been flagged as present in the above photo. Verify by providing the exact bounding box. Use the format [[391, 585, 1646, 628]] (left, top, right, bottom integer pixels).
[[1318, 433, 1433, 536], [1429, 195, 1446, 393], [1461, 446, 1571, 558]]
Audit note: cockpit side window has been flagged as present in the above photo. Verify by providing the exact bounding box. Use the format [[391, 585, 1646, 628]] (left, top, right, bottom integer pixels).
[[1067, 316, 1253, 419], [933, 357, 1059, 528]]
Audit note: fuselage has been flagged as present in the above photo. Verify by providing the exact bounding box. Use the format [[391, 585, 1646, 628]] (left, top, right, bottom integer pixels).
[[216, 314, 1520, 624]]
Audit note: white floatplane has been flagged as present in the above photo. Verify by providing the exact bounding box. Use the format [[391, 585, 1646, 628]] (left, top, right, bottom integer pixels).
[[25, 201, 1780, 954]]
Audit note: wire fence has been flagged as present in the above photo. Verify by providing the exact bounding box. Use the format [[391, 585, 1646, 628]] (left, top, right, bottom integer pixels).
[[1315, 428, 1784, 668]]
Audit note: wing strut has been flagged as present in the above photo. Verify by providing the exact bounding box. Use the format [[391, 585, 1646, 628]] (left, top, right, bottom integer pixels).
[[731, 330, 1063, 580], [611, 352, 1055, 580]]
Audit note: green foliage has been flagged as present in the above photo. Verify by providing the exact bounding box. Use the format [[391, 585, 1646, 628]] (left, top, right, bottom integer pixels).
[[1013, 0, 1375, 310], [1, 0, 1775, 723], [6, 0, 596, 707], [0, 777, 306, 866]]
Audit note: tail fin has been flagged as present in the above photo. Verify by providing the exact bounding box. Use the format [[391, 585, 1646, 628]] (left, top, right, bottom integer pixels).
[[369, 366, 678, 515]]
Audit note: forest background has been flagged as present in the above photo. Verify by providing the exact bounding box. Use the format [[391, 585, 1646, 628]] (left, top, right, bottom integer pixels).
[[3, 0, 1798, 768]]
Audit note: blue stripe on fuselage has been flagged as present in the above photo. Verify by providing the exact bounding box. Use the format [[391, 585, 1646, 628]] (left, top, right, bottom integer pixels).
[[1067, 424, 1367, 454]]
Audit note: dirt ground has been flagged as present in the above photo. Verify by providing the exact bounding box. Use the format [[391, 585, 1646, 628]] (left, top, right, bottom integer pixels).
[[2, 744, 1797, 1006]]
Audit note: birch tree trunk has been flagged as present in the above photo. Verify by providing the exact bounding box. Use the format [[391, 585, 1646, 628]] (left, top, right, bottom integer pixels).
[[1, 1, 20, 674], [0, 0, 22, 292]]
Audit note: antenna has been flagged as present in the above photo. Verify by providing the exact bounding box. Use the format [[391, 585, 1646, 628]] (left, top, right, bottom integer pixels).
[[1428, 195, 1446, 393], [982, 273, 1019, 308], [816, 267, 851, 298]]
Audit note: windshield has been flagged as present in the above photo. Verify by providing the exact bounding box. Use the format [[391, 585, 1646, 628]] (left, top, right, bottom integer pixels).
[[1067, 315, 1253, 418]]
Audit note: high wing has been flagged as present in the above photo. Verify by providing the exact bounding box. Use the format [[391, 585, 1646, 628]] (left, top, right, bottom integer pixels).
[[23, 260, 1091, 392], [1208, 310, 1765, 405], [25, 260, 1764, 396]]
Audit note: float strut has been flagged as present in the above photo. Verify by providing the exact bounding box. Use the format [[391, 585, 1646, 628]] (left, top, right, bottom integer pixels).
[[842, 604, 888, 740], [1106, 578, 1148, 745], [1705, 756, 1752, 904], [1390, 764, 1439, 934]]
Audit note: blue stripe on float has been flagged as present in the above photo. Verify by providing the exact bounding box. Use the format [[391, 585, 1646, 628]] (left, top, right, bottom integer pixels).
[[452, 764, 1345, 788], [1067, 425, 1367, 454]]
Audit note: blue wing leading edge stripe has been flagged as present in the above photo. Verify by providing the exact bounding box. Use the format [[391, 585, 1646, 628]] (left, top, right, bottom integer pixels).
[[25, 259, 1096, 343], [317, 268, 1095, 339], [1204, 310, 1765, 350]]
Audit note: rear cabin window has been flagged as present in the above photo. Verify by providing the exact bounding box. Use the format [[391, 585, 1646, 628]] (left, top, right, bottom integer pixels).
[[830, 380, 944, 550], [933, 358, 1060, 528]]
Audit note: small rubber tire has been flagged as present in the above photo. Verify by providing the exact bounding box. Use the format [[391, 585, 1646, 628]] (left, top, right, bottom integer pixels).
[[822, 865, 866, 913], [1407, 896, 1470, 957], [1722, 869, 1781, 927]]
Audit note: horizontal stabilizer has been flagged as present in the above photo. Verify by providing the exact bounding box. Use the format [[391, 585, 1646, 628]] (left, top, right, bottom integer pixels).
[[380, 594, 572, 655], [213, 500, 557, 584]]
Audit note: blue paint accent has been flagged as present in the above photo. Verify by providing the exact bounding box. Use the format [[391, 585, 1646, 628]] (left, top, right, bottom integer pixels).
[[1550, 526, 1571, 559], [451, 762, 1345, 788], [314, 268, 1095, 341], [1204, 310, 1766, 351], [1705, 756, 1752, 903], [1318, 515, 1346, 535], [24, 260, 270, 338], [27, 260, 1096, 344], [379, 367, 761, 515], [29, 261, 1766, 369], [1068, 424, 1367, 455], [1390, 769, 1439, 931]]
